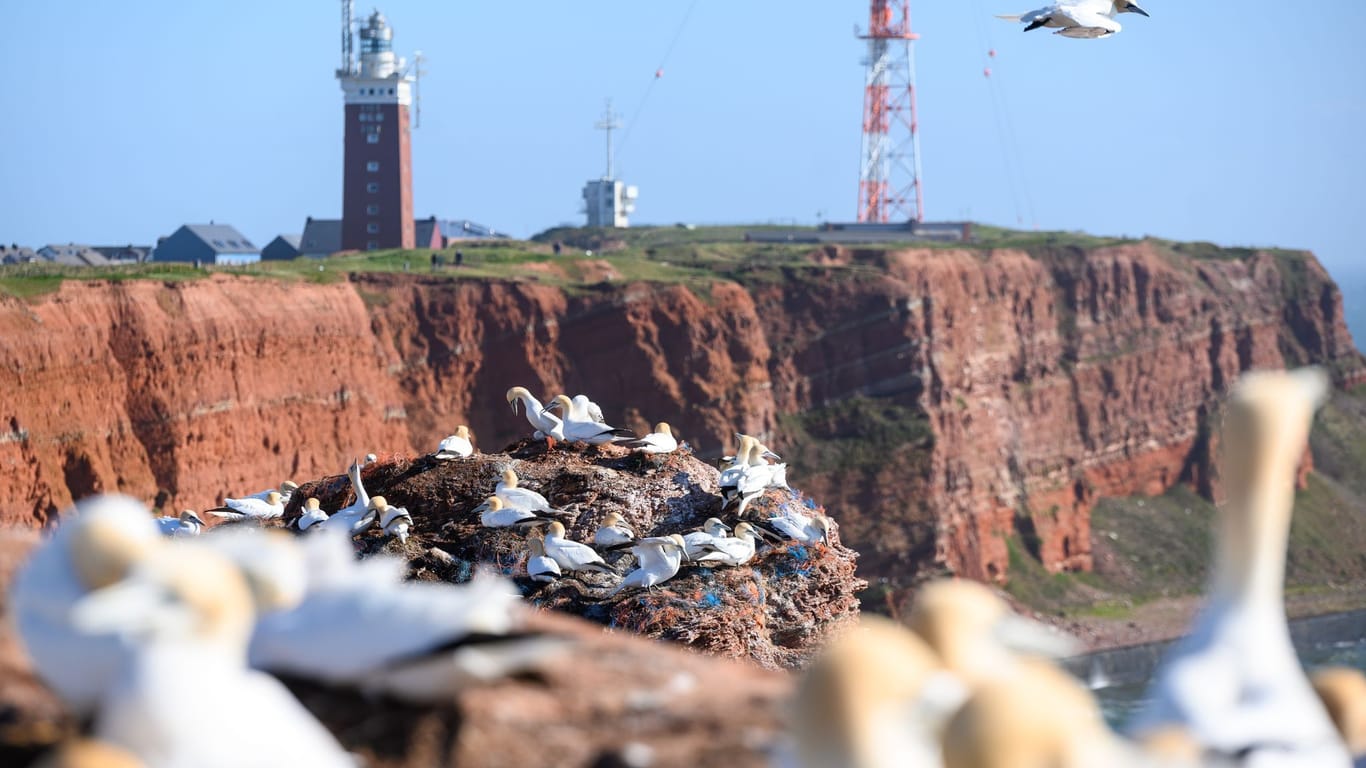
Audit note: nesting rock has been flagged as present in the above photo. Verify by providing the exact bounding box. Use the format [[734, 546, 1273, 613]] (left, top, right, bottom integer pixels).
[[287, 441, 864, 670]]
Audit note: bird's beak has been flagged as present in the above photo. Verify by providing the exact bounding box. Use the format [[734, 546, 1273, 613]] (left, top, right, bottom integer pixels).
[[1128, 3, 1150, 16], [540, 403, 562, 416]]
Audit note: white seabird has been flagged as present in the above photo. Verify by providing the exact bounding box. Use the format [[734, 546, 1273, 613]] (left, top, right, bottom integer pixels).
[[541, 394, 635, 445], [1311, 668, 1366, 764], [681, 517, 732, 560], [476, 495, 549, 529], [506, 386, 565, 446], [573, 393, 607, 424], [295, 497, 329, 532], [997, 0, 1149, 39], [494, 468, 558, 515], [154, 509, 204, 538], [791, 615, 965, 768], [692, 522, 763, 567], [224, 529, 563, 702], [609, 534, 689, 596], [617, 421, 679, 455], [433, 425, 475, 460], [71, 543, 355, 768], [527, 537, 562, 583], [541, 520, 615, 574], [9, 494, 163, 716], [765, 509, 832, 545], [1127, 367, 1351, 767], [239, 480, 299, 505], [204, 491, 284, 521], [593, 512, 636, 549], [720, 436, 790, 518], [317, 460, 377, 536], [380, 503, 413, 544]]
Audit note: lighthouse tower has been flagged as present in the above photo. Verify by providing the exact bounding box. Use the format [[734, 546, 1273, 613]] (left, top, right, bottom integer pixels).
[[338, 10, 414, 250]]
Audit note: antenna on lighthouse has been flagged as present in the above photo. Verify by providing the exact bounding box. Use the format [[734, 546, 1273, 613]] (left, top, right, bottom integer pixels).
[[335, 0, 355, 78], [856, 1, 925, 223]]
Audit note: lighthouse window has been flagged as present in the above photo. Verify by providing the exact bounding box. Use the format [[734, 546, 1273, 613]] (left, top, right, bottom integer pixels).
[[367, 133, 380, 144], [367, 182, 379, 193], [366, 161, 379, 172], [367, 223, 380, 234], [367, 204, 380, 215]]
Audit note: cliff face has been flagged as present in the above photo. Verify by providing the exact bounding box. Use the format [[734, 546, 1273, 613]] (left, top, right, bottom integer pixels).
[[0, 242, 1359, 586]]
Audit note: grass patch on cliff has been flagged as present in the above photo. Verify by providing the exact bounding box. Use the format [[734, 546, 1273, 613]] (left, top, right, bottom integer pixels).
[[777, 396, 933, 475]]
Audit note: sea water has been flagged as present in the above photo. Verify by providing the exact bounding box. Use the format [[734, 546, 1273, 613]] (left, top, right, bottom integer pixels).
[[1094, 637, 1366, 728]]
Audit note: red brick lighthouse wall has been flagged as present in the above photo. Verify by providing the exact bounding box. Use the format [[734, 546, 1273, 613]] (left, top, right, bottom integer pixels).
[[342, 101, 414, 251]]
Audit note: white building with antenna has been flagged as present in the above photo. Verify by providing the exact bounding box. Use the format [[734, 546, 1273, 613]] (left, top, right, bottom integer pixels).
[[582, 100, 638, 228]]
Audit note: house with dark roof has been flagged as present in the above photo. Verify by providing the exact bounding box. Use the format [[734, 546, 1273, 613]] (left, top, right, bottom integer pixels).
[[37, 244, 111, 267], [153, 224, 260, 265], [299, 218, 342, 258], [1, 245, 38, 264], [92, 245, 151, 264], [261, 235, 302, 261]]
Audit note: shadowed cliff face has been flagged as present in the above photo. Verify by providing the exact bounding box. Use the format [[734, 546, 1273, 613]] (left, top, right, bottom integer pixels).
[[0, 242, 1359, 586]]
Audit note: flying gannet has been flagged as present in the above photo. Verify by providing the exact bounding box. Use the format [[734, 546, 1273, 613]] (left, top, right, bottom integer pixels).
[[997, 0, 1150, 39]]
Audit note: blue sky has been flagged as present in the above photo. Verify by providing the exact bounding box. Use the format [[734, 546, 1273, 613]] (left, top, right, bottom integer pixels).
[[2, 2, 1363, 334]]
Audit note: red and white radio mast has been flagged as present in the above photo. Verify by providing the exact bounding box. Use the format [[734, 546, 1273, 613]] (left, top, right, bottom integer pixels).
[[856, 1, 924, 223]]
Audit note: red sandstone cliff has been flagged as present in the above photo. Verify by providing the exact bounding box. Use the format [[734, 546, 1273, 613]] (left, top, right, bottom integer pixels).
[[0, 241, 1359, 586]]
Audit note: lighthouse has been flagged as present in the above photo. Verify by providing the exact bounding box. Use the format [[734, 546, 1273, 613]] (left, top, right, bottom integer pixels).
[[338, 9, 414, 250]]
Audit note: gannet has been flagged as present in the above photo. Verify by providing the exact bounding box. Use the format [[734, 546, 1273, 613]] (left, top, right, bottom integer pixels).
[[241, 480, 299, 505], [998, 0, 1149, 39], [609, 534, 688, 595], [1128, 368, 1351, 766], [617, 422, 679, 455], [506, 386, 565, 445], [71, 544, 354, 767], [765, 510, 832, 545], [205, 490, 284, 521], [433, 425, 475, 460], [223, 528, 563, 702], [527, 536, 562, 582], [154, 509, 204, 538], [317, 460, 377, 536], [905, 580, 1154, 768], [296, 497, 329, 531], [494, 468, 559, 515], [791, 616, 965, 768], [681, 517, 732, 560], [541, 394, 635, 445], [1311, 668, 1366, 763], [593, 512, 636, 548], [692, 522, 763, 566], [476, 495, 548, 529], [380, 503, 413, 544], [720, 437, 791, 518], [573, 394, 607, 423], [734, 432, 781, 461], [541, 520, 615, 574], [32, 740, 146, 768], [9, 494, 163, 715]]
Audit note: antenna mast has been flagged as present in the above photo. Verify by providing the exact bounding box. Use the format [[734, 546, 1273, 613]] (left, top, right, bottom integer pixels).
[[594, 99, 621, 180], [856, 0, 925, 223], [413, 50, 428, 129], [336, 0, 355, 77]]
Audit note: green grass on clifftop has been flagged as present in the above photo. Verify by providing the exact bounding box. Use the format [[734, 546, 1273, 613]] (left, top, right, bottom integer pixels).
[[1, 224, 1319, 302]]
